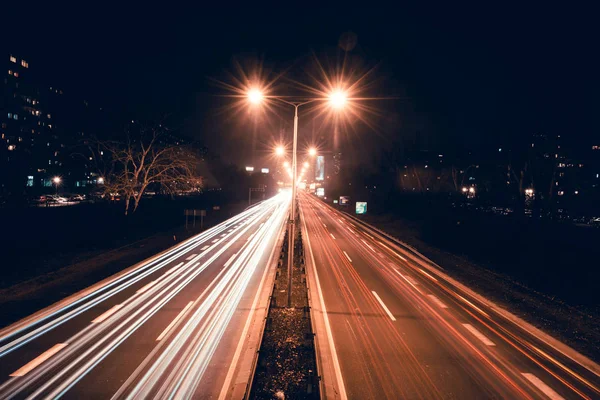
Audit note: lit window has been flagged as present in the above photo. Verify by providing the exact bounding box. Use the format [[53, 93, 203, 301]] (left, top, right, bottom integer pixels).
[[8, 144, 16, 151], [13, 114, 18, 120], [7, 70, 12, 75], [21, 60, 28, 68], [26, 176, 34, 187], [13, 72, 18, 78], [7, 112, 12, 119], [593, 145, 600, 150], [9, 56, 16, 63], [47, 114, 51, 119], [558, 190, 564, 196]]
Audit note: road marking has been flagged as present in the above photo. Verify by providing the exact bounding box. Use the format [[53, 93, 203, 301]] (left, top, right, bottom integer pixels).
[[91, 304, 123, 323], [212, 239, 220, 243], [136, 280, 157, 294], [463, 323, 495, 346], [343, 251, 352, 262], [224, 253, 237, 268], [378, 241, 408, 261], [418, 268, 438, 281], [338, 218, 344, 224], [323, 223, 327, 228], [347, 227, 354, 234], [156, 302, 194, 341], [247, 233, 255, 241], [330, 233, 336, 240], [395, 270, 422, 294], [457, 294, 489, 317], [302, 208, 348, 400], [364, 232, 374, 239], [372, 291, 396, 321], [185, 254, 197, 261], [201, 245, 210, 250], [521, 373, 565, 400], [348, 222, 356, 228], [427, 294, 448, 309], [220, 233, 226, 237], [361, 239, 375, 252], [10, 343, 68, 376], [164, 262, 184, 276]]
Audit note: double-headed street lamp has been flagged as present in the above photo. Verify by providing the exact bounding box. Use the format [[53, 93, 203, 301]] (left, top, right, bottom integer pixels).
[[249, 89, 348, 307]]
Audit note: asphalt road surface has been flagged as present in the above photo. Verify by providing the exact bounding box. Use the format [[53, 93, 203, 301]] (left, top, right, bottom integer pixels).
[[299, 192, 599, 400], [0, 193, 289, 399]]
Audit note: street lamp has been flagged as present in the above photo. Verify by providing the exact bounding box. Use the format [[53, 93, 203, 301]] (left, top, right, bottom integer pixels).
[[275, 145, 285, 156], [52, 176, 61, 195], [247, 88, 348, 307], [303, 161, 309, 168], [308, 147, 317, 157], [97, 177, 105, 184], [247, 88, 263, 104], [329, 89, 348, 109]]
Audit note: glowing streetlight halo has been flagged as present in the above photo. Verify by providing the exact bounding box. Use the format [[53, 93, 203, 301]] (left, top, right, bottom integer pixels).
[[247, 88, 264, 104], [328, 89, 348, 109]]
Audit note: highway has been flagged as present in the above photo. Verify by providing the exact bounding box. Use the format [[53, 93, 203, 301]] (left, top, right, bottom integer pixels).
[[0, 193, 289, 399], [299, 192, 600, 400]]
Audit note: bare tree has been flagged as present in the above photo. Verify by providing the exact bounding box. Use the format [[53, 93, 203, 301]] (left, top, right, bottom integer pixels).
[[88, 127, 203, 215]]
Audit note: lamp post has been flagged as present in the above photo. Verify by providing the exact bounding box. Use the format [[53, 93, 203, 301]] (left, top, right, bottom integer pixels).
[[248, 89, 347, 307], [53, 176, 61, 196]]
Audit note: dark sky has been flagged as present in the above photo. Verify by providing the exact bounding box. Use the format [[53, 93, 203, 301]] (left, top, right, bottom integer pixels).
[[3, 3, 598, 167]]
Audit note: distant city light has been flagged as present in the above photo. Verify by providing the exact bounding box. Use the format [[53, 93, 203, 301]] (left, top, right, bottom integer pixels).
[[303, 161, 309, 168], [261, 168, 269, 174], [308, 147, 317, 156], [275, 146, 285, 156], [283, 161, 290, 168], [245, 166, 254, 172], [53, 176, 61, 184], [97, 177, 105, 184]]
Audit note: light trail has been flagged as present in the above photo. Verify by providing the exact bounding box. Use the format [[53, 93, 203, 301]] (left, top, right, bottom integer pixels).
[[0, 194, 290, 398]]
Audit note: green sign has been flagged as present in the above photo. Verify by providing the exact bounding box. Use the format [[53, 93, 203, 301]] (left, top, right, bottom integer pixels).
[[356, 202, 367, 214]]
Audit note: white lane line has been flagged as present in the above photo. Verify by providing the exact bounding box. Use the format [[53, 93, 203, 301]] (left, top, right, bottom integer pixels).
[[212, 239, 220, 243], [457, 294, 489, 317], [348, 222, 356, 228], [91, 304, 123, 323], [330, 233, 336, 240], [164, 262, 184, 276], [395, 270, 423, 294], [136, 280, 157, 294], [224, 253, 237, 268], [323, 223, 327, 228], [343, 251, 352, 263], [372, 291, 396, 321], [220, 234, 226, 237], [463, 323, 495, 346], [10, 343, 68, 377], [185, 254, 197, 261], [201, 245, 210, 250], [338, 218, 344, 224], [302, 208, 348, 399], [521, 373, 565, 400], [418, 268, 438, 281], [156, 302, 194, 341], [247, 233, 255, 241], [228, 229, 233, 232], [427, 294, 448, 309], [361, 239, 376, 252], [347, 227, 354, 234], [364, 232, 374, 239], [378, 241, 408, 261]]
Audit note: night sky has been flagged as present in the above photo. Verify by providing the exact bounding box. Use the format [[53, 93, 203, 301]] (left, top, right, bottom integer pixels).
[[3, 3, 598, 167]]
